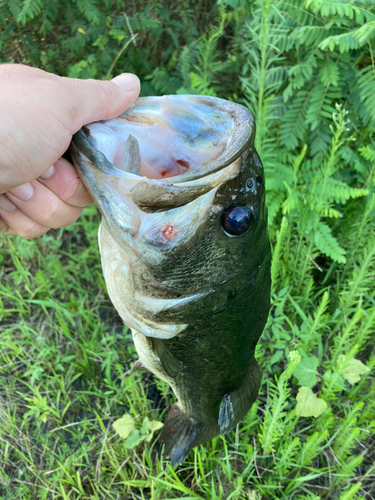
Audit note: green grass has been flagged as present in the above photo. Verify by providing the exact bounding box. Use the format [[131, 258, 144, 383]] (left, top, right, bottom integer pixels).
[[1, 180, 374, 499], [1, 1, 375, 496]]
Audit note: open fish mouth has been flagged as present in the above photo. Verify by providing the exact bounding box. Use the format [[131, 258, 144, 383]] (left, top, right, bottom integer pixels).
[[70, 95, 258, 340], [71, 95, 254, 213], [85, 96, 238, 179]]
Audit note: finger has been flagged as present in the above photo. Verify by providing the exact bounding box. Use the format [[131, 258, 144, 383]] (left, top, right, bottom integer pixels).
[[6, 180, 82, 229], [0, 206, 49, 239], [37, 158, 93, 207], [62, 73, 141, 132], [0, 195, 11, 233], [0, 216, 9, 233]]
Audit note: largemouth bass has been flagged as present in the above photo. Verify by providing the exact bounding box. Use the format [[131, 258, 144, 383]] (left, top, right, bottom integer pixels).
[[70, 95, 271, 465]]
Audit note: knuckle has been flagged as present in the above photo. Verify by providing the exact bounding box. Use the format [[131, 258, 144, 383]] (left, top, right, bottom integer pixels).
[[25, 229, 49, 239], [97, 80, 113, 99], [38, 198, 61, 227], [64, 180, 92, 207], [66, 100, 80, 129], [50, 207, 82, 229], [18, 222, 48, 239], [93, 82, 114, 118], [60, 175, 81, 203], [0, 217, 8, 233]]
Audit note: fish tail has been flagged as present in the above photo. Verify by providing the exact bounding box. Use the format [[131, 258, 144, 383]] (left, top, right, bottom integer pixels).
[[158, 404, 215, 466]]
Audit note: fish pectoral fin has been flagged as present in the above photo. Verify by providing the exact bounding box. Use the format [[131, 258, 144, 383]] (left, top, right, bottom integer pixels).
[[218, 394, 234, 433], [158, 404, 197, 466], [148, 337, 183, 378]]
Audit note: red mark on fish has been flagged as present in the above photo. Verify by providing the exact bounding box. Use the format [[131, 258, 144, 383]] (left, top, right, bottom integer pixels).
[[162, 225, 179, 240]]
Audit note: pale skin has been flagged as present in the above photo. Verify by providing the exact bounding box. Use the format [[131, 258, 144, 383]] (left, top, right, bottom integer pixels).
[[0, 64, 140, 238]]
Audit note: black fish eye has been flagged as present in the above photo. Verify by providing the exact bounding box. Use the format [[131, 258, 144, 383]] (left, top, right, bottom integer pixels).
[[221, 206, 253, 236]]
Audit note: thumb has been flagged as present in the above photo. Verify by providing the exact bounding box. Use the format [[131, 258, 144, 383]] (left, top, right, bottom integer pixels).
[[63, 73, 140, 132]]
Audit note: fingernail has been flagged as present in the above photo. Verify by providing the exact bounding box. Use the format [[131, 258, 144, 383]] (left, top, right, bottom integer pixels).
[[39, 165, 55, 180], [111, 73, 140, 92], [0, 194, 16, 212], [8, 182, 34, 201]]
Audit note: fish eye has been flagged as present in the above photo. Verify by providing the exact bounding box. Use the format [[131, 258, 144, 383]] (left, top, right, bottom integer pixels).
[[221, 206, 253, 236]]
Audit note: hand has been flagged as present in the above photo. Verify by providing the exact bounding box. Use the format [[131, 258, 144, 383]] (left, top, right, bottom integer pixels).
[[0, 64, 140, 238]]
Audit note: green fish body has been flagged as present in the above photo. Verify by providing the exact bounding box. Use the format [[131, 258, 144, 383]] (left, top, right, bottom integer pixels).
[[70, 95, 271, 465]]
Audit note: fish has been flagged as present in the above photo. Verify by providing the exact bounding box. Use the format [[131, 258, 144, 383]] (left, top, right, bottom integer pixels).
[[70, 95, 271, 465]]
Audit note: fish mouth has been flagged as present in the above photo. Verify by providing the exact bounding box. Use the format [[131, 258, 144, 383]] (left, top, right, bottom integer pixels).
[[71, 95, 254, 213]]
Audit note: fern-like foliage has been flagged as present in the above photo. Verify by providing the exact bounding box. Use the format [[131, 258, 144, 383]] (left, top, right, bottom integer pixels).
[[147, 7, 236, 98], [356, 66, 375, 125], [234, 0, 374, 288], [268, 104, 369, 295], [259, 351, 301, 454], [314, 221, 347, 263], [0, 0, 220, 92], [16, 0, 42, 25]]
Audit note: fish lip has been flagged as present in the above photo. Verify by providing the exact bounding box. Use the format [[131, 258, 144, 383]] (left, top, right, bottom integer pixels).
[[71, 95, 255, 185]]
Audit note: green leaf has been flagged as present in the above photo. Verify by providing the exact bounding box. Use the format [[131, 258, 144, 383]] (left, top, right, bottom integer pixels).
[[113, 414, 135, 439], [294, 356, 319, 388], [140, 417, 164, 442], [16, 0, 43, 25], [338, 356, 371, 385], [146, 419, 164, 433], [270, 350, 284, 365], [145, 419, 164, 442], [140, 417, 149, 436], [109, 27, 127, 41], [92, 35, 109, 50], [319, 59, 339, 87], [314, 222, 347, 263], [323, 369, 347, 391], [296, 387, 327, 418], [125, 429, 144, 449]]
